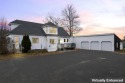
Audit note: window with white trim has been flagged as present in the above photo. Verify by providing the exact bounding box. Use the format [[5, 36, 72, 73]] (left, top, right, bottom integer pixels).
[[32, 38, 39, 44], [49, 27, 57, 34], [64, 39, 66, 42], [58, 39, 60, 44], [64, 39, 69, 42], [50, 39, 55, 44], [67, 39, 69, 42], [116, 42, 119, 48]]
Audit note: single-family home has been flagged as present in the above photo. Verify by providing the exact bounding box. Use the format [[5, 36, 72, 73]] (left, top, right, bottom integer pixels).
[[8, 20, 122, 52], [8, 20, 72, 52]]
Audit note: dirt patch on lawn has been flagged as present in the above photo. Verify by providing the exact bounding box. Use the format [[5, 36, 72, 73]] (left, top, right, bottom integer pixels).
[[115, 49, 125, 55], [0, 51, 62, 61]]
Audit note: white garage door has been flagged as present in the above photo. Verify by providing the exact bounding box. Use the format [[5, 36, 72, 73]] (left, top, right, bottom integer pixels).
[[101, 41, 112, 51], [90, 41, 100, 50], [81, 41, 89, 49]]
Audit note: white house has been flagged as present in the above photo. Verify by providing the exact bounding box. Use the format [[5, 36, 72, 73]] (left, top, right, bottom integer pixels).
[[8, 20, 122, 52], [8, 20, 72, 52]]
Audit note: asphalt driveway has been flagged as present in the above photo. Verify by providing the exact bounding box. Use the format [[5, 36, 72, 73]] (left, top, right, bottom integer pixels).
[[0, 50, 125, 83]]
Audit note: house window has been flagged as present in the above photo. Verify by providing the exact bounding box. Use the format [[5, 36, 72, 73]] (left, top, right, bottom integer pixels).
[[67, 39, 69, 42], [64, 39, 66, 42], [32, 38, 39, 44], [116, 42, 119, 48], [64, 39, 68, 42], [50, 39, 55, 44], [14, 36, 19, 46], [49, 27, 57, 33], [58, 39, 60, 44]]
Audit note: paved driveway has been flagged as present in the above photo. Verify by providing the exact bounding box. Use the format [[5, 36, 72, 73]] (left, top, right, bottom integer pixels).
[[0, 50, 125, 83]]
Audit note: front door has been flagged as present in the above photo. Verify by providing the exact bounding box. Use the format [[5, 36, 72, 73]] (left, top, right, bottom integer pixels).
[[47, 38, 57, 52]]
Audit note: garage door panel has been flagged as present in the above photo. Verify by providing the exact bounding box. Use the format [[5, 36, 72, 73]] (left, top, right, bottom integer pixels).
[[81, 41, 89, 49], [90, 41, 100, 50], [101, 41, 112, 51], [81, 41, 112, 51]]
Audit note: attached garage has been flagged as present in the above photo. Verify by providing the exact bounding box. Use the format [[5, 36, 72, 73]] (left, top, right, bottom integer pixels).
[[101, 41, 112, 51], [73, 33, 122, 52], [90, 41, 100, 50], [81, 41, 89, 49]]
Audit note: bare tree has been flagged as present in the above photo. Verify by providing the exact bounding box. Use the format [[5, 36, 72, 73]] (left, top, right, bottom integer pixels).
[[62, 4, 82, 36], [0, 17, 9, 36], [45, 4, 82, 36], [46, 13, 64, 27], [0, 17, 10, 54]]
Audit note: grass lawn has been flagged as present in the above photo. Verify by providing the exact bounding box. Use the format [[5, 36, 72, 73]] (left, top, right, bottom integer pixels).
[[0, 50, 62, 61]]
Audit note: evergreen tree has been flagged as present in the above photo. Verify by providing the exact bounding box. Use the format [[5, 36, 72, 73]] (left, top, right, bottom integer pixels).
[[21, 35, 31, 53], [26, 35, 31, 50]]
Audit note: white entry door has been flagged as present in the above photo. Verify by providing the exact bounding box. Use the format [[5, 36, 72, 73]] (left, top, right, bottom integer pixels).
[[48, 38, 57, 52], [90, 41, 100, 50], [81, 41, 89, 50], [101, 41, 112, 51]]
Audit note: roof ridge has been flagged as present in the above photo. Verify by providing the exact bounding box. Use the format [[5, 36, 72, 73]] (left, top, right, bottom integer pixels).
[[75, 33, 115, 37], [10, 19, 43, 25]]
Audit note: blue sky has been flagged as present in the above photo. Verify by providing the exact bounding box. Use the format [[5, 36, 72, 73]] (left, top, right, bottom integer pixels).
[[0, 0, 125, 38]]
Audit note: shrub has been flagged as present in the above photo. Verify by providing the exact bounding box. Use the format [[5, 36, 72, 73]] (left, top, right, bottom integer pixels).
[[0, 36, 9, 55], [7, 38, 16, 54]]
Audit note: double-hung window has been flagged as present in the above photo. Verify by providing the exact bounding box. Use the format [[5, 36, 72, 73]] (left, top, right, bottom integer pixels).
[[49, 27, 57, 34], [64, 39, 69, 42], [32, 38, 39, 44], [50, 39, 55, 44]]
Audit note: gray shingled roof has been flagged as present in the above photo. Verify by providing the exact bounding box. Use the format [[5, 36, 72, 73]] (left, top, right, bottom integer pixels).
[[46, 27, 70, 37], [45, 22, 57, 27], [10, 20, 43, 26], [10, 24, 46, 36], [9, 20, 70, 37], [75, 33, 115, 37], [58, 27, 70, 37]]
